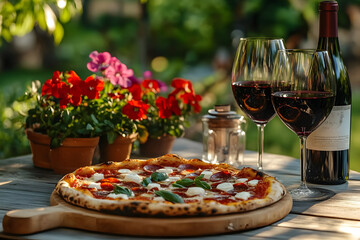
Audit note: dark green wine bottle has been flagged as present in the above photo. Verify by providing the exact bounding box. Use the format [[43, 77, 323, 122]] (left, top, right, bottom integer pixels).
[[306, 1, 352, 184]]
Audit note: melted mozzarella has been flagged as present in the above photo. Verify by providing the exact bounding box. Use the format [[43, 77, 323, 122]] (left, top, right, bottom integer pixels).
[[124, 173, 142, 184], [201, 170, 213, 180], [235, 178, 248, 183], [157, 168, 173, 174], [147, 183, 161, 190], [107, 193, 129, 199], [186, 187, 205, 197], [140, 193, 154, 198], [88, 182, 102, 189], [216, 183, 234, 192], [91, 173, 104, 182], [235, 191, 252, 200], [248, 180, 259, 187], [153, 196, 165, 201], [167, 176, 181, 182], [118, 169, 131, 174], [161, 176, 181, 186]]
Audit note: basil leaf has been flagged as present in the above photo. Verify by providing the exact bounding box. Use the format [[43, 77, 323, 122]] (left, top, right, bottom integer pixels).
[[113, 185, 133, 197], [142, 177, 152, 187], [173, 178, 194, 187], [172, 183, 186, 188], [195, 174, 205, 181], [155, 190, 184, 203], [151, 172, 168, 182], [195, 179, 211, 190]]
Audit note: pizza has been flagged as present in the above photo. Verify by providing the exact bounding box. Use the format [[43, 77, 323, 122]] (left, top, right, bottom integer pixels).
[[55, 154, 286, 217]]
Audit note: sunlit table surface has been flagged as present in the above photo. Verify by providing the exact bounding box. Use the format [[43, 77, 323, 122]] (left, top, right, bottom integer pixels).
[[1, 138, 360, 240]]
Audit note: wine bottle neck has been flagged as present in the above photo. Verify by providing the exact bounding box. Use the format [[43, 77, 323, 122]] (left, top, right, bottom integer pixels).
[[319, 1, 338, 38], [317, 37, 340, 55]]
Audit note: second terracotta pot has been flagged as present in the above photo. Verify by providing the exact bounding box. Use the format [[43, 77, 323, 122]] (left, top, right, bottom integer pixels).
[[50, 137, 99, 175], [99, 133, 137, 162], [140, 135, 176, 157]]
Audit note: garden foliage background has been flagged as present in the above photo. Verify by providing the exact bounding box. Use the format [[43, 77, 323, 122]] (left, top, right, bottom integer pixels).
[[1, 0, 360, 171]]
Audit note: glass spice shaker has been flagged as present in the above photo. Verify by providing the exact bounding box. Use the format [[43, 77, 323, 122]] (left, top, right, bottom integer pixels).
[[202, 105, 246, 167]]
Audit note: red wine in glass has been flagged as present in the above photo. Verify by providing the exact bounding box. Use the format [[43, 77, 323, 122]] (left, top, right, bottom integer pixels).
[[232, 81, 275, 125], [272, 91, 335, 137], [272, 49, 336, 201]]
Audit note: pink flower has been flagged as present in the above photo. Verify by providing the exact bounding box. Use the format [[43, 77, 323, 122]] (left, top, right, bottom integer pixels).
[[143, 70, 153, 79], [87, 51, 112, 72], [105, 58, 134, 88]]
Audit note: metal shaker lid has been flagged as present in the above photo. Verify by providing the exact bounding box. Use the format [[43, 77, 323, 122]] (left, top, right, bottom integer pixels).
[[202, 104, 245, 128], [203, 104, 243, 120]]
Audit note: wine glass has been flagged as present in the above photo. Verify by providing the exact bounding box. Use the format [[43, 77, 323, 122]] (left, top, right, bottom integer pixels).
[[272, 49, 336, 201], [231, 38, 285, 171]]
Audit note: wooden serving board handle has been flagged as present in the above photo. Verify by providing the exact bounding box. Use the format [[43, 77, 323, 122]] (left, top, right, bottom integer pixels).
[[2, 204, 70, 234]]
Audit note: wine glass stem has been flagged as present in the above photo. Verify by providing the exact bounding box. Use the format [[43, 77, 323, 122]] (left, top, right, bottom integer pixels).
[[257, 124, 265, 171], [299, 136, 308, 187]]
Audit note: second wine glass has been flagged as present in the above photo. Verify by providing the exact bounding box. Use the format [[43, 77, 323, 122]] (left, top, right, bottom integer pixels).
[[231, 38, 285, 171], [272, 49, 336, 201]]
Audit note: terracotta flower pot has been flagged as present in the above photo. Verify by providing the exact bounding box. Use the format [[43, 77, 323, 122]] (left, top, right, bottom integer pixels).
[[50, 137, 99, 175], [140, 135, 176, 157], [99, 133, 137, 162], [25, 129, 51, 169]]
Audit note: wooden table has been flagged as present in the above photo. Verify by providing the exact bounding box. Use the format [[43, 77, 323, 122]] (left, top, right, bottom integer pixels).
[[1, 138, 360, 239]]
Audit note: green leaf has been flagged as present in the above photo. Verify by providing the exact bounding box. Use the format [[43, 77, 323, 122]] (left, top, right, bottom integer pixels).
[[90, 114, 99, 124], [141, 177, 151, 187], [35, 5, 47, 30], [113, 185, 133, 197], [53, 21, 64, 45], [194, 174, 211, 190], [155, 190, 184, 203], [172, 183, 186, 188], [107, 131, 117, 144], [172, 178, 194, 188], [151, 172, 168, 182], [59, 7, 71, 23], [194, 174, 204, 181], [195, 179, 211, 190], [86, 123, 94, 131]]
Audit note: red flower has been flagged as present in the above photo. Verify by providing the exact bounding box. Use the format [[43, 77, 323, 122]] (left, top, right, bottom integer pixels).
[[67, 70, 82, 87], [142, 79, 160, 93], [156, 96, 181, 119], [127, 84, 143, 100], [41, 71, 63, 98], [181, 93, 202, 113], [122, 100, 149, 120], [83, 76, 104, 99], [41, 80, 54, 97], [59, 82, 83, 109], [170, 78, 194, 96], [108, 92, 125, 100]]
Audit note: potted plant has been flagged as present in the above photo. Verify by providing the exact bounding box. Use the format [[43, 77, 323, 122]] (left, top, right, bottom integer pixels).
[[24, 70, 104, 174], [136, 75, 202, 157], [86, 51, 149, 162]]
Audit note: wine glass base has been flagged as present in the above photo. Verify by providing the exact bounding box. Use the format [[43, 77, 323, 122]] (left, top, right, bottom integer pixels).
[[288, 186, 335, 201]]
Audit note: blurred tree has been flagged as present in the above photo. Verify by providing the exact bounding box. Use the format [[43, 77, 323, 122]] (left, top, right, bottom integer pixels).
[[147, 0, 233, 64], [0, 0, 82, 45]]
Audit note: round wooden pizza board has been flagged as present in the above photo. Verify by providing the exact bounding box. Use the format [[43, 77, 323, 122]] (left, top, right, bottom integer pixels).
[[3, 191, 292, 237]]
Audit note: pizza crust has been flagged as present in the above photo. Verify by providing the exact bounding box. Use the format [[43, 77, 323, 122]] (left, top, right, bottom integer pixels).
[[55, 154, 286, 217]]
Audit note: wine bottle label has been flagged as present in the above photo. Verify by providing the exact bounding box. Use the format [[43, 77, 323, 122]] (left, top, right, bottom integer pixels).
[[307, 105, 351, 151]]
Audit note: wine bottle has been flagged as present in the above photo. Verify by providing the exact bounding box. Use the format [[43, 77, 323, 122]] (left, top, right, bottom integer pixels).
[[306, 1, 352, 184]]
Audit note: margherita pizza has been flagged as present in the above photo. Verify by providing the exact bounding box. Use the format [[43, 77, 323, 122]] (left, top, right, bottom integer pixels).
[[55, 154, 286, 217]]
